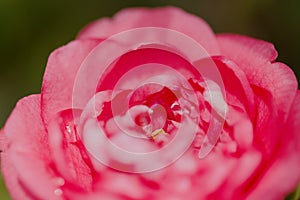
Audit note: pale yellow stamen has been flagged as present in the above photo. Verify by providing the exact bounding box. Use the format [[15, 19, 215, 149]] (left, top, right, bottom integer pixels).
[[151, 128, 168, 140]]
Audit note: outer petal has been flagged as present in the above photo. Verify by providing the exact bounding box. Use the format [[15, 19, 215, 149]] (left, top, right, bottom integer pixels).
[[1, 129, 32, 200], [1, 154, 32, 200], [216, 34, 278, 69], [41, 39, 101, 125], [249, 62, 297, 120], [247, 91, 300, 200], [217, 34, 298, 120], [1, 95, 61, 200], [0, 129, 5, 152], [78, 6, 220, 55]]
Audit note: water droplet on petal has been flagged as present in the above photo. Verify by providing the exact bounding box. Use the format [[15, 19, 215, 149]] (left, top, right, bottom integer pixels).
[[54, 177, 65, 186], [65, 124, 72, 134], [54, 189, 63, 196]]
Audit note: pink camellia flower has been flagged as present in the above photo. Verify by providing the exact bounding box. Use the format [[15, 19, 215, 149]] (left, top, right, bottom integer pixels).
[[1, 6, 300, 200]]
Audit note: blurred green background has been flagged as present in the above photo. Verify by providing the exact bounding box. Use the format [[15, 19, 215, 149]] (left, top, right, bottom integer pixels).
[[0, 0, 299, 199]]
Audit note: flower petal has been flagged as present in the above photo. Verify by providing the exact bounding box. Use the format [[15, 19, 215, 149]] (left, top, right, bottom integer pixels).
[[217, 34, 298, 120], [247, 91, 300, 200], [47, 109, 96, 191], [0, 129, 6, 151], [1, 153, 32, 200], [211, 56, 255, 118], [250, 62, 298, 120], [216, 34, 278, 68], [2, 95, 60, 200], [78, 6, 220, 54], [41, 39, 101, 126]]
